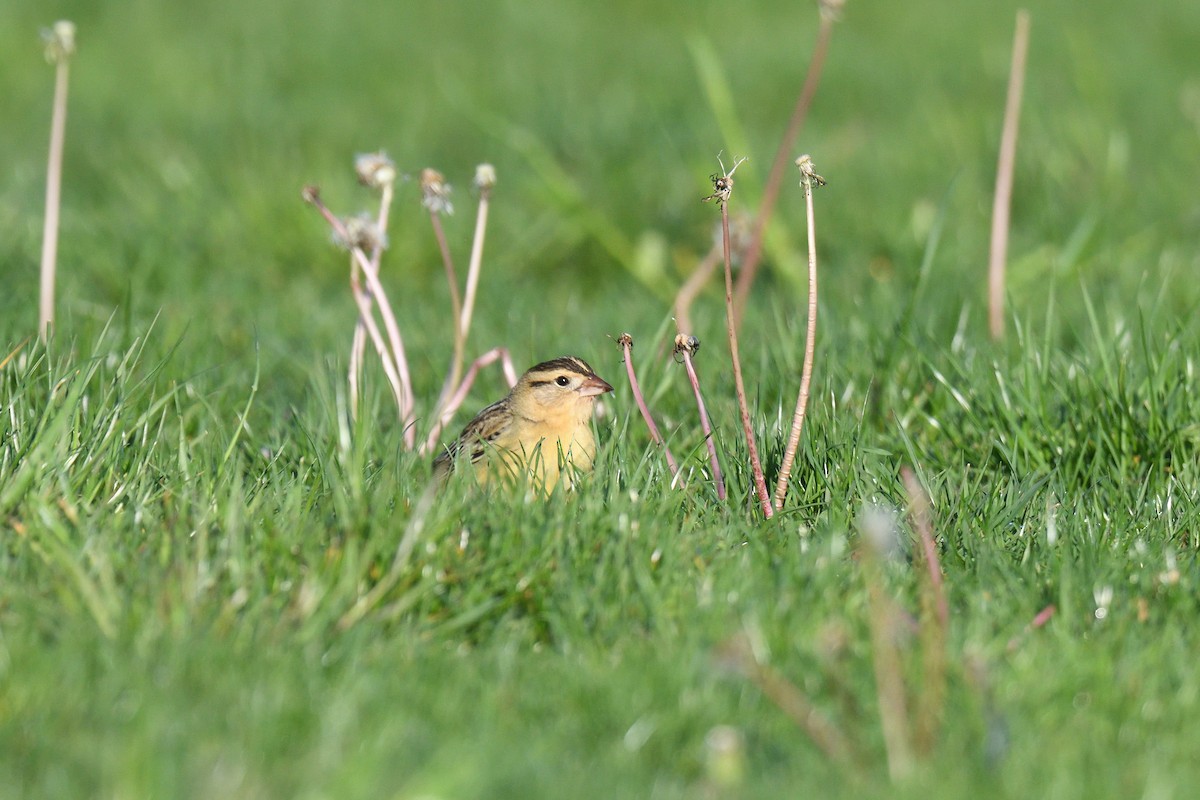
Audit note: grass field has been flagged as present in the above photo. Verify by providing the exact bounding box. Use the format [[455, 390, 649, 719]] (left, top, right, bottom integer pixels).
[[3, 0, 1200, 797]]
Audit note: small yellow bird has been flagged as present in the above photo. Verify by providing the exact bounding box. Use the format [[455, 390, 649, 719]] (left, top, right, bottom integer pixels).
[[433, 356, 614, 491]]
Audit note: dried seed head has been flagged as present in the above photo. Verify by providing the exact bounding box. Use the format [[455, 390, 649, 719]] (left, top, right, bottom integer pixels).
[[354, 152, 397, 189], [42, 20, 76, 64], [819, 0, 847, 21], [673, 334, 700, 358], [335, 212, 387, 252], [473, 163, 497, 191], [419, 168, 453, 215], [702, 153, 748, 207], [795, 154, 827, 188], [616, 332, 634, 349]]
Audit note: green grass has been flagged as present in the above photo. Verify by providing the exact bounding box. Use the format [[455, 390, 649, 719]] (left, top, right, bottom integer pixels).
[[3, 0, 1200, 797]]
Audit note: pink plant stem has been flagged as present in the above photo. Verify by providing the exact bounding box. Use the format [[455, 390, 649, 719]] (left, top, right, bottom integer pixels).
[[988, 9, 1031, 341], [773, 170, 819, 510], [429, 211, 466, 409], [901, 467, 948, 627], [732, 12, 836, 328], [679, 346, 726, 500], [348, 260, 408, 430], [901, 466, 948, 755], [347, 277, 367, 419], [721, 204, 773, 518], [862, 545, 915, 781], [39, 55, 71, 342], [460, 184, 492, 343], [619, 335, 679, 479], [421, 346, 515, 455], [673, 243, 721, 335], [349, 182, 395, 419], [308, 195, 415, 444]]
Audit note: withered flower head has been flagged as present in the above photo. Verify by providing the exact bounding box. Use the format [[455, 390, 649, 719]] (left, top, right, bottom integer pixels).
[[42, 20, 76, 63], [334, 212, 387, 252], [473, 163, 496, 192], [795, 154, 826, 188], [673, 334, 700, 358], [419, 168, 453, 215], [355, 152, 397, 189]]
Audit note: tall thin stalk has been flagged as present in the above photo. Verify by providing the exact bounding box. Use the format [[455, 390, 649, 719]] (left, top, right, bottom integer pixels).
[[705, 157, 772, 518], [987, 9, 1031, 341], [304, 187, 415, 443], [421, 169, 466, 408], [459, 165, 495, 346], [774, 155, 824, 510], [902, 467, 949, 756], [674, 334, 725, 500], [731, 0, 843, 328], [38, 21, 76, 343], [618, 334, 679, 480], [349, 153, 396, 420]]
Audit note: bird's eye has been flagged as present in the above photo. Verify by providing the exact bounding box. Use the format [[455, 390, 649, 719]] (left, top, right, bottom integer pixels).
[[555, 375, 571, 387]]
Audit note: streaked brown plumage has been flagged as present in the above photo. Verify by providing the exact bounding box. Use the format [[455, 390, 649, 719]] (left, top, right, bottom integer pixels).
[[433, 356, 613, 491]]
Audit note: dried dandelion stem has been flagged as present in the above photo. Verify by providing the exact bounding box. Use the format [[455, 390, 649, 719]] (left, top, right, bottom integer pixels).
[[902, 467, 948, 756], [420, 168, 467, 409], [732, 3, 840, 327], [618, 334, 679, 479], [38, 21, 76, 343], [706, 159, 772, 518], [675, 335, 725, 500], [773, 156, 824, 510], [860, 532, 915, 782], [305, 187, 415, 441], [349, 173, 395, 419], [421, 346, 516, 456], [460, 165, 495, 345], [987, 9, 1031, 341]]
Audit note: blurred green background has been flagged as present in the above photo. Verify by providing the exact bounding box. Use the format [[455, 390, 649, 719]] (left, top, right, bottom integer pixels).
[[4, 0, 1197, 384], [3, 1, 1200, 798]]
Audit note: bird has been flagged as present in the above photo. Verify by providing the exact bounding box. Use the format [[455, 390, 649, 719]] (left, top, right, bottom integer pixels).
[[432, 356, 614, 491]]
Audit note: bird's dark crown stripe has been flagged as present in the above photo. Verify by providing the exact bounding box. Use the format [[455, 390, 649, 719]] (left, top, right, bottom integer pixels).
[[527, 356, 593, 377]]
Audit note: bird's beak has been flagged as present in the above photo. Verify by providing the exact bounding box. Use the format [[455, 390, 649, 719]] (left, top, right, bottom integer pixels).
[[578, 374, 614, 397]]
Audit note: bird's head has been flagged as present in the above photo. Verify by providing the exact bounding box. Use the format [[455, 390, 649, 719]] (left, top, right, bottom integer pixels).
[[512, 356, 613, 421]]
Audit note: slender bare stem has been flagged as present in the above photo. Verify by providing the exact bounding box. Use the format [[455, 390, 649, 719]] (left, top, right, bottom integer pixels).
[[675, 335, 726, 500], [673, 243, 721, 335], [305, 189, 415, 444], [618, 334, 679, 479], [460, 165, 495, 343], [349, 179, 395, 420], [901, 467, 948, 756], [717, 194, 773, 518], [421, 346, 515, 455], [862, 542, 915, 782], [988, 9, 1031, 341], [774, 156, 823, 510], [348, 319, 366, 419], [732, 7, 838, 328], [902, 468, 948, 626], [347, 258, 407, 428], [38, 22, 76, 343]]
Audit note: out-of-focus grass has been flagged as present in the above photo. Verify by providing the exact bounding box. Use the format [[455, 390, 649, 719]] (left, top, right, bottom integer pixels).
[[2, 0, 1199, 797]]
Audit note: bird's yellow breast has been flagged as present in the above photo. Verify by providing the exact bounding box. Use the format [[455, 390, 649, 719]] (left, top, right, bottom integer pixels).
[[478, 401, 597, 492]]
